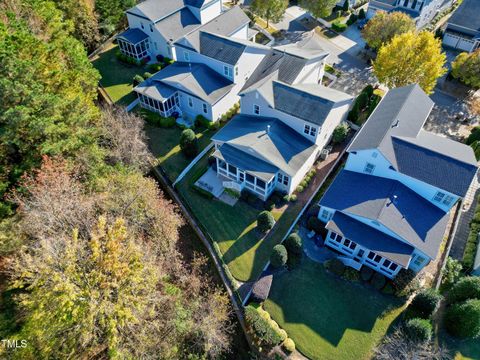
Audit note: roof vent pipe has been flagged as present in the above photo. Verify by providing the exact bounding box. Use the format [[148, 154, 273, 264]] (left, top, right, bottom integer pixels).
[[267, 125, 271, 134]]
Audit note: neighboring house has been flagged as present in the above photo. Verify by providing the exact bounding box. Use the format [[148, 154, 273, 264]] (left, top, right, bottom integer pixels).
[[366, 0, 450, 28], [207, 36, 353, 200], [117, 1, 254, 61], [442, 0, 480, 52], [134, 30, 270, 121], [318, 84, 478, 278]]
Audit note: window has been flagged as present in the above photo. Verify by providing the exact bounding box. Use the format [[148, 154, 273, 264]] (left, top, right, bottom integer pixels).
[[223, 66, 233, 78], [246, 173, 255, 183], [154, 42, 158, 50], [304, 124, 317, 136], [256, 179, 266, 189], [311, 127, 317, 137], [282, 175, 289, 186], [202, 103, 208, 114], [253, 104, 260, 115], [184, 51, 190, 62], [188, 97, 193, 108], [413, 255, 426, 266], [228, 164, 237, 175], [321, 209, 331, 220], [304, 125, 311, 134], [443, 195, 454, 206], [364, 162, 375, 174], [433, 191, 445, 203], [389, 263, 398, 271], [367, 251, 375, 260], [219, 160, 227, 170], [235, 67, 238, 76], [344, 239, 351, 247], [383, 259, 391, 268]]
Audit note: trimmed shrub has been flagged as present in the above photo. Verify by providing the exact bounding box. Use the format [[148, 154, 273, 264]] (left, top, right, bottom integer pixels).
[[271, 244, 288, 268], [346, 13, 358, 26], [448, 276, 480, 304], [159, 116, 175, 128], [466, 126, 480, 145], [405, 318, 433, 342], [285, 233, 303, 256], [358, 8, 366, 19], [195, 114, 211, 129], [371, 272, 386, 290], [367, 94, 381, 115], [244, 305, 283, 346], [289, 194, 297, 202], [332, 123, 349, 144], [133, 74, 144, 86], [332, 21, 347, 32], [148, 63, 162, 72], [445, 299, 480, 338], [258, 211, 275, 233], [325, 258, 345, 276], [179, 129, 198, 158], [342, 0, 349, 11], [143, 72, 153, 79], [410, 289, 442, 318], [363, 84, 374, 98], [283, 338, 295, 353], [356, 91, 369, 110], [360, 266, 374, 281], [307, 216, 324, 234], [441, 257, 464, 290], [343, 267, 360, 281], [347, 102, 359, 122]]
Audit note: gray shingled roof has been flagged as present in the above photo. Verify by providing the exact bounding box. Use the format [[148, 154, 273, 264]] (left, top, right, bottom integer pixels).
[[184, 0, 210, 8], [448, 0, 480, 33], [154, 8, 201, 42], [326, 212, 414, 267], [198, 32, 247, 65], [272, 81, 352, 126], [127, 0, 185, 22], [175, 6, 251, 51], [117, 28, 149, 44], [212, 115, 318, 177], [134, 62, 233, 104], [273, 32, 329, 60], [320, 170, 450, 259], [348, 84, 478, 197]]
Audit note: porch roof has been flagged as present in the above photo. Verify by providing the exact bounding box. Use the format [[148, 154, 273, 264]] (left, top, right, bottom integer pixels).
[[117, 28, 149, 45], [213, 143, 278, 182], [134, 80, 176, 101], [326, 212, 414, 267]]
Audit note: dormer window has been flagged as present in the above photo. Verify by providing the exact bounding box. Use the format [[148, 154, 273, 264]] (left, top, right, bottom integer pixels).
[[434, 191, 454, 205], [364, 162, 375, 174], [304, 124, 317, 137], [223, 65, 233, 78]]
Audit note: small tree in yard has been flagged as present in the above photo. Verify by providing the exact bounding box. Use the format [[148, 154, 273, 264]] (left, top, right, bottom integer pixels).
[[332, 123, 349, 144], [358, 8, 366, 19], [362, 11, 415, 50], [447, 276, 480, 304], [410, 289, 442, 319], [445, 299, 480, 338], [180, 129, 198, 158], [271, 244, 288, 268], [404, 318, 433, 342], [373, 31, 447, 94], [257, 210, 275, 233], [251, 0, 288, 27], [451, 50, 480, 88], [300, 0, 338, 18], [285, 233, 303, 269]]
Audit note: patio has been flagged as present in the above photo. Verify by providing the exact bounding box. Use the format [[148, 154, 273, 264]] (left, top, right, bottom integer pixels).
[[194, 167, 239, 206]]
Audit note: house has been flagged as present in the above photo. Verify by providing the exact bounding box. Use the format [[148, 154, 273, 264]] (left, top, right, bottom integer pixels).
[[134, 30, 271, 122], [442, 0, 480, 53], [366, 0, 450, 28], [318, 84, 478, 278], [206, 36, 353, 200], [117, 1, 254, 61]]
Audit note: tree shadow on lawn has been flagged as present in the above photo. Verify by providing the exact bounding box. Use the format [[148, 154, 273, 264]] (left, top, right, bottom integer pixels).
[[265, 260, 404, 349]]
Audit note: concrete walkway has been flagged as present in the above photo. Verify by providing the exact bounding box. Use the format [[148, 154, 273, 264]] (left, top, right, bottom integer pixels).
[[450, 171, 480, 260]]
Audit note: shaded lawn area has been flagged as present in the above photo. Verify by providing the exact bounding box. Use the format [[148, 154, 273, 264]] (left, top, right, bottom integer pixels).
[[264, 259, 405, 360], [91, 43, 144, 105], [176, 154, 289, 282], [145, 123, 213, 183], [441, 333, 480, 360]]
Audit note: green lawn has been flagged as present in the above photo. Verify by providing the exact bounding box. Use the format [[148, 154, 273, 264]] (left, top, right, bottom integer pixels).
[[176, 154, 288, 282], [91, 44, 144, 105], [441, 334, 480, 360], [145, 123, 214, 182], [264, 259, 405, 360]]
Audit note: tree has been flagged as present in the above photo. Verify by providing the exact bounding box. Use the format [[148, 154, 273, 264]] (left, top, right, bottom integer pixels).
[[251, 0, 288, 27], [451, 50, 480, 88], [179, 129, 198, 158], [358, 8, 366, 19], [447, 276, 480, 304], [342, 0, 349, 11], [257, 210, 275, 232], [441, 257, 463, 290], [373, 31, 447, 94], [404, 318, 433, 342], [95, 0, 136, 35], [270, 244, 288, 268], [445, 299, 480, 338], [362, 11, 415, 50], [300, 0, 338, 19], [332, 123, 349, 144], [410, 289, 442, 318]]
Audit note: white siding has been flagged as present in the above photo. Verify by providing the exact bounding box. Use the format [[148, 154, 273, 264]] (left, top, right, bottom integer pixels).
[[178, 91, 212, 120], [198, 0, 223, 24], [344, 149, 460, 212], [126, 14, 172, 59], [292, 59, 326, 85], [288, 148, 319, 194], [230, 23, 249, 40]]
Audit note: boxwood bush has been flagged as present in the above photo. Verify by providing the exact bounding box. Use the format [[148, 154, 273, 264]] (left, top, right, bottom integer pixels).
[[257, 211, 275, 233], [133, 74, 144, 86], [271, 244, 288, 268], [410, 288, 442, 318], [285, 233, 302, 256], [283, 338, 295, 353], [405, 318, 433, 342], [448, 276, 480, 304], [244, 305, 283, 346], [179, 129, 198, 158], [371, 272, 386, 290], [332, 21, 347, 32], [445, 299, 480, 338]]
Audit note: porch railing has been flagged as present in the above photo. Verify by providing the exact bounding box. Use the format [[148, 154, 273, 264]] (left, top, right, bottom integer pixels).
[[223, 181, 244, 193]]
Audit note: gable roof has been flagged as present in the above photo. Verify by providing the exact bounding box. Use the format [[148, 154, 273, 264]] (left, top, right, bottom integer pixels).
[[326, 212, 414, 267], [174, 6, 251, 51], [154, 8, 201, 42], [212, 115, 318, 177], [134, 62, 234, 104], [272, 81, 352, 126], [348, 84, 478, 196], [184, 0, 211, 8], [127, 0, 186, 22], [448, 0, 480, 33], [198, 31, 247, 65], [321, 170, 450, 259], [117, 28, 149, 44], [273, 33, 329, 60]]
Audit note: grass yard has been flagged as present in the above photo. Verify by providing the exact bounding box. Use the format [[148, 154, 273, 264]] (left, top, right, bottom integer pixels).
[[91, 43, 144, 105], [441, 334, 480, 360], [264, 259, 405, 360], [176, 154, 289, 282], [145, 123, 214, 183]]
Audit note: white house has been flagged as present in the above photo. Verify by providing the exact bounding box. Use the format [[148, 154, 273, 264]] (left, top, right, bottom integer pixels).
[[117, 1, 255, 61], [442, 0, 480, 53], [206, 35, 353, 200], [366, 0, 450, 28], [318, 84, 478, 278]]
